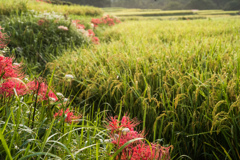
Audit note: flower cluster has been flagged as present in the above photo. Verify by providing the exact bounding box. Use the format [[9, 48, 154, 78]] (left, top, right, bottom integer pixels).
[[0, 57, 58, 101], [0, 29, 58, 101], [71, 20, 100, 44], [91, 15, 121, 28], [27, 80, 58, 101], [0, 27, 10, 49], [106, 115, 172, 160], [54, 108, 81, 123]]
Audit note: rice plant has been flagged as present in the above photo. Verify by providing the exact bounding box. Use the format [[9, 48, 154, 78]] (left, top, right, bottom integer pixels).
[[49, 18, 240, 159]]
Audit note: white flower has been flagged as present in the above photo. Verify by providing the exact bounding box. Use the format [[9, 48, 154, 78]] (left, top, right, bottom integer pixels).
[[104, 139, 112, 143], [56, 92, 64, 98], [13, 63, 20, 66], [49, 97, 57, 101], [63, 98, 69, 102], [114, 134, 119, 139], [24, 77, 29, 82], [122, 128, 130, 135], [78, 29, 85, 33], [91, 23, 94, 28], [65, 74, 74, 79]]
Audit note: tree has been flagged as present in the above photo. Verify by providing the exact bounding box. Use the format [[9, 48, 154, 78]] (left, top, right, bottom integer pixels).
[[185, 0, 218, 9], [224, 0, 240, 10]]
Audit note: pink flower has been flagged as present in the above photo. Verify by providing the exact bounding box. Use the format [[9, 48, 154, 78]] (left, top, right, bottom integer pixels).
[[58, 26, 68, 31]]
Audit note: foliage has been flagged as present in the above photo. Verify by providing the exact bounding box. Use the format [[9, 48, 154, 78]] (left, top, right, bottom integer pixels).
[[0, 54, 166, 159], [185, 0, 218, 10], [0, 13, 89, 71], [224, 0, 240, 10]]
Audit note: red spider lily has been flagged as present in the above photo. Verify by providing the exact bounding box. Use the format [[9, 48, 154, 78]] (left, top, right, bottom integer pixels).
[[0, 79, 28, 97], [27, 81, 58, 102], [0, 30, 10, 49], [106, 115, 140, 134], [91, 15, 121, 28], [91, 18, 101, 28], [106, 115, 173, 160], [54, 108, 81, 123], [72, 20, 85, 29], [0, 56, 23, 79], [87, 29, 95, 37]]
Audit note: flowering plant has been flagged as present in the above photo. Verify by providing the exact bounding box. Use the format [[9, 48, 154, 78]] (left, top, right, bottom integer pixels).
[[71, 19, 100, 45], [91, 15, 121, 28], [54, 108, 81, 123], [106, 115, 173, 160]]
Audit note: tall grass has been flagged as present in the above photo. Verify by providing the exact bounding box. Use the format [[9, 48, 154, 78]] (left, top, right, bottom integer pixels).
[[0, 94, 111, 159], [49, 18, 240, 159]]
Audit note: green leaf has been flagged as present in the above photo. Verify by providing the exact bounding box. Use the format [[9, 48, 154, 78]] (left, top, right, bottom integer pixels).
[[0, 128, 13, 160]]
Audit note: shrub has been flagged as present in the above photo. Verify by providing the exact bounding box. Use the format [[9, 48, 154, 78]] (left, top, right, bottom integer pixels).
[[224, 0, 240, 10], [0, 13, 86, 71]]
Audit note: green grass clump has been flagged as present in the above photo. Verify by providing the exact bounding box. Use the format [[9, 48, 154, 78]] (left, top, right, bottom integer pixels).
[[0, 88, 110, 159], [49, 18, 240, 159]]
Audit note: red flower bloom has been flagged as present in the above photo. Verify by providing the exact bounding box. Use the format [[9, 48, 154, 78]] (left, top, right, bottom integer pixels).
[[27, 81, 58, 102], [106, 115, 173, 160], [0, 79, 27, 97], [87, 29, 95, 37], [72, 20, 85, 29], [54, 108, 81, 123], [91, 15, 121, 28]]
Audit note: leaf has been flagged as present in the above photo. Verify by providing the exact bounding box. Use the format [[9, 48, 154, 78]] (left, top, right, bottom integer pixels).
[[0, 128, 13, 160], [111, 138, 144, 160]]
